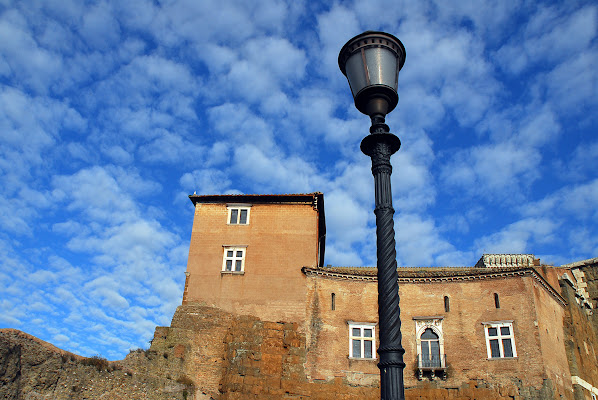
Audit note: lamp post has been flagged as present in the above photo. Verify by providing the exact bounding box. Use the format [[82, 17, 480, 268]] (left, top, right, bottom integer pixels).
[[338, 31, 406, 400]]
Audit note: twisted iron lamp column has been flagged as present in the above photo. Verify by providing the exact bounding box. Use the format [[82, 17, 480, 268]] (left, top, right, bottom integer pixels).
[[361, 114, 405, 400]]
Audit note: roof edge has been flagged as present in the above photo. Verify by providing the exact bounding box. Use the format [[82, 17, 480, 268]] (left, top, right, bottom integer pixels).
[[189, 192, 324, 205]]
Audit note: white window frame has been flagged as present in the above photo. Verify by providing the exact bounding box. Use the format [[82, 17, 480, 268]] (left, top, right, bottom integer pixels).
[[222, 246, 247, 273], [483, 321, 517, 359], [414, 317, 445, 369], [227, 205, 251, 225], [348, 322, 376, 360]]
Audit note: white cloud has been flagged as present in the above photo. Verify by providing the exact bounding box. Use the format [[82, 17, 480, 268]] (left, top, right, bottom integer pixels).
[[138, 131, 205, 164], [394, 213, 455, 266], [151, 0, 289, 47], [28, 270, 58, 285], [514, 106, 560, 147], [290, 87, 365, 149], [208, 103, 276, 151], [391, 130, 436, 212], [315, 4, 360, 84], [93, 287, 130, 310], [0, 299, 25, 325], [68, 219, 175, 266], [53, 334, 70, 343], [103, 145, 134, 165], [521, 179, 598, 221], [0, 9, 63, 93], [543, 50, 598, 114], [475, 217, 560, 255], [196, 36, 306, 109], [554, 141, 598, 181], [496, 5, 597, 75], [79, 2, 121, 50], [397, 86, 446, 130], [52, 167, 138, 223], [0, 0, 595, 361], [0, 86, 85, 173], [441, 141, 541, 201], [325, 189, 371, 248], [231, 144, 322, 193], [325, 244, 365, 267], [246, 37, 306, 80], [180, 169, 233, 195]]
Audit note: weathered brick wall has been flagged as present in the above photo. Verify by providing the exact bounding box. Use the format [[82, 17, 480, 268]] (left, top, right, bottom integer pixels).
[[302, 273, 572, 398], [214, 306, 530, 399], [529, 275, 571, 397], [184, 202, 318, 325], [151, 303, 569, 399]]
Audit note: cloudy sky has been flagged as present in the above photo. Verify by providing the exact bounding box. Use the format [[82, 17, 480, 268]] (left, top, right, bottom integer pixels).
[[1, 0, 596, 359]]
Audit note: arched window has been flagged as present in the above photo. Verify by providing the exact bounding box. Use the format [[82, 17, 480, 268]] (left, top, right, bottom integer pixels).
[[494, 293, 500, 309], [420, 328, 441, 367], [444, 296, 450, 312], [331, 293, 336, 311]]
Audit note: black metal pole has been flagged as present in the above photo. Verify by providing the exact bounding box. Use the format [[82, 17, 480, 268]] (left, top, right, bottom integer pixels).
[[361, 114, 405, 400]]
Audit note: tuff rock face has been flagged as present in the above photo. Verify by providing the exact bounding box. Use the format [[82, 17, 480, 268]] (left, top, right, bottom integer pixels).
[[0, 329, 193, 400]]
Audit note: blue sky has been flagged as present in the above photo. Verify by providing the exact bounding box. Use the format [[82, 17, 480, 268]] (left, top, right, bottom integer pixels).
[[0, 0, 596, 360]]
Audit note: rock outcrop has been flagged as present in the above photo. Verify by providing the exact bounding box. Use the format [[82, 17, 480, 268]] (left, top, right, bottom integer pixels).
[[0, 329, 193, 400]]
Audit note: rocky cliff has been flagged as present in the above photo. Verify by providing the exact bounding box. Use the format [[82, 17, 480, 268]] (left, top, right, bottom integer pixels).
[[0, 329, 193, 400]]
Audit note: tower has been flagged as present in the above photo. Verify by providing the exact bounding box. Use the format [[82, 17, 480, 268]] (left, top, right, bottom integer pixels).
[[182, 193, 325, 324]]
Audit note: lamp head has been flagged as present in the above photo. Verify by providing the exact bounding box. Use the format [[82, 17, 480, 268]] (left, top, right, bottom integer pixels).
[[338, 31, 405, 117]]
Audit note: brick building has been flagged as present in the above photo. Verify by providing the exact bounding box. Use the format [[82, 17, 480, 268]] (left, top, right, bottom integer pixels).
[[158, 192, 598, 399]]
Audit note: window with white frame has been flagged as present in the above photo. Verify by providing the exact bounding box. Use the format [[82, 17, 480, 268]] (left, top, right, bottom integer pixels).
[[222, 247, 246, 272], [227, 206, 250, 225], [414, 317, 446, 372], [348, 322, 376, 359], [483, 321, 517, 359]]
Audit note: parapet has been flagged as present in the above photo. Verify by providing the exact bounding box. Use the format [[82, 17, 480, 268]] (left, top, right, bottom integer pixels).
[[475, 254, 538, 268]]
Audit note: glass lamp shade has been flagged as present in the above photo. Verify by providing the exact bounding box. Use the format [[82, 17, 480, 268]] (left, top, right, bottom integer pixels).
[[338, 31, 406, 116]]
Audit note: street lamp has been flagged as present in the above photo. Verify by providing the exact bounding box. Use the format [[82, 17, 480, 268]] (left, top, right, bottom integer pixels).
[[338, 31, 406, 400]]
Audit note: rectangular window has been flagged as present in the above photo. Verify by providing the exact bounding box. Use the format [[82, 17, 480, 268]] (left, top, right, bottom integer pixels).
[[227, 206, 250, 225], [348, 323, 376, 359], [222, 247, 246, 273], [484, 322, 517, 359]]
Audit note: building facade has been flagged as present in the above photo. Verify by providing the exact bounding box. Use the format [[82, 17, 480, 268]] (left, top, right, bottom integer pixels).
[[165, 193, 598, 399]]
